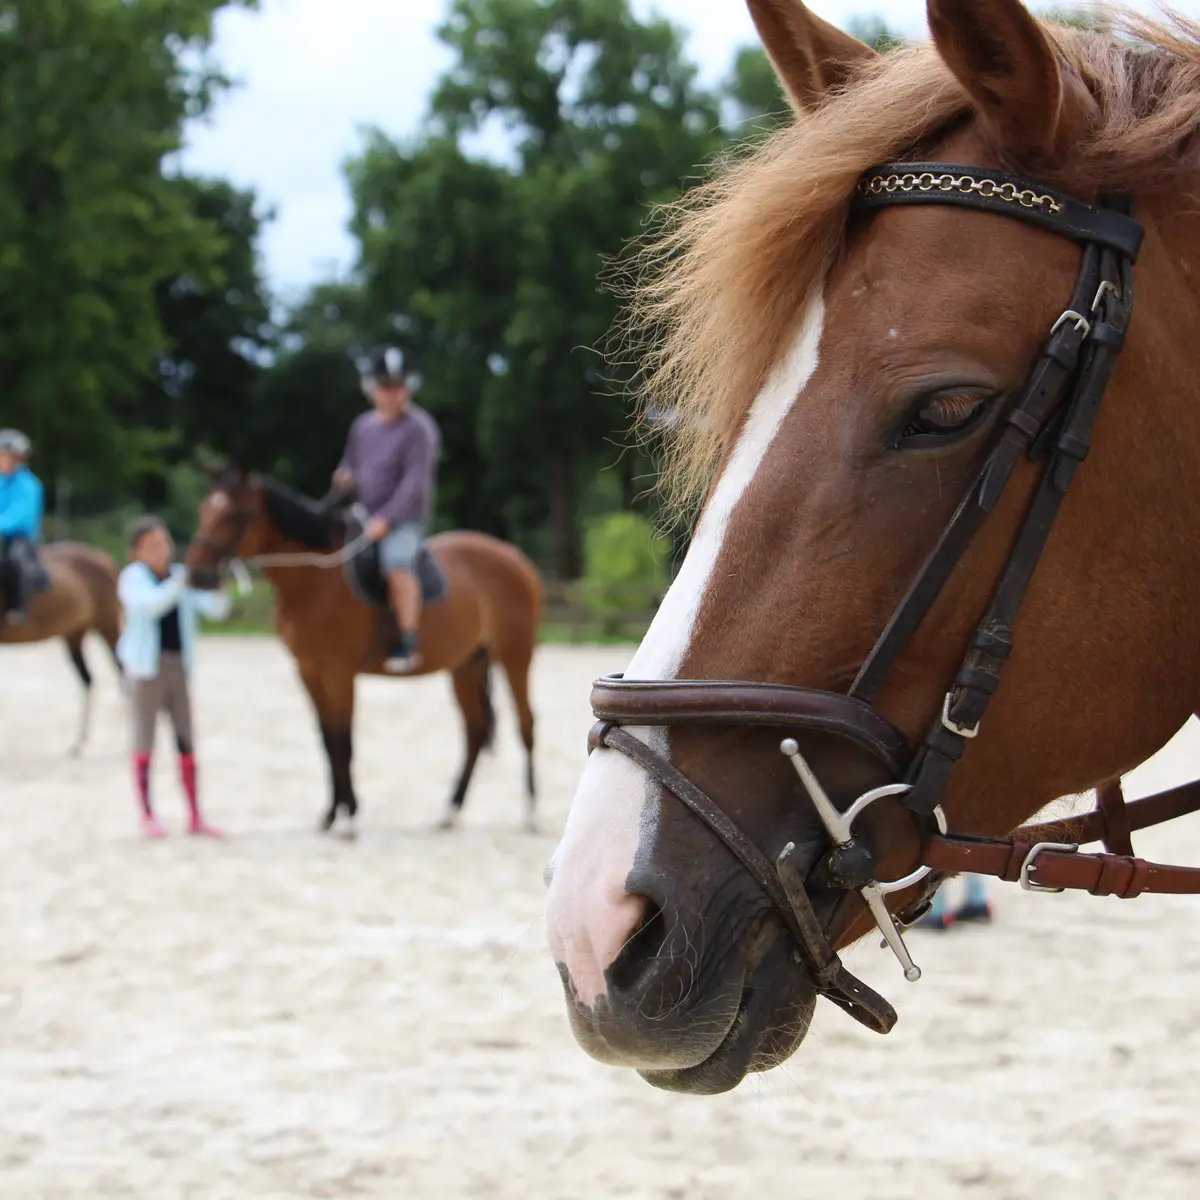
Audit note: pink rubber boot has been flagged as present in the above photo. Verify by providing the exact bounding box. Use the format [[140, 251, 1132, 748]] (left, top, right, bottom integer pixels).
[[133, 754, 168, 839], [181, 755, 224, 838]]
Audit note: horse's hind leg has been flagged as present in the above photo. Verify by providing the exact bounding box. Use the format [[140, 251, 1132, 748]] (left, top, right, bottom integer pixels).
[[440, 648, 494, 831], [98, 611, 123, 686], [499, 643, 537, 833], [64, 634, 93, 758]]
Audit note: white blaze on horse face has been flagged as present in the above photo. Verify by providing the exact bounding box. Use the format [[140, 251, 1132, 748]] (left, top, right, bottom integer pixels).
[[545, 294, 827, 1007], [625, 293, 827, 681], [199, 489, 231, 533]]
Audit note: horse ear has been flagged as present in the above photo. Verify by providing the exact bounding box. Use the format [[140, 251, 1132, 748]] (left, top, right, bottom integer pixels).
[[927, 0, 1096, 160], [746, 0, 877, 113]]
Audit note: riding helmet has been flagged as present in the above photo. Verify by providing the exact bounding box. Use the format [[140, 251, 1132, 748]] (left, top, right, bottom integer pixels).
[[0, 429, 31, 458], [359, 346, 421, 392]]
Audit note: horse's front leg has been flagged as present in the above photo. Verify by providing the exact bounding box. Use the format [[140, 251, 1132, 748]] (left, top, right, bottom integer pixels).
[[298, 659, 358, 835]]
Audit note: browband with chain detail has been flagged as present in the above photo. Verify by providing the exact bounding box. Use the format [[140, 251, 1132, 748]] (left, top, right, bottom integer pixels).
[[856, 162, 1145, 259]]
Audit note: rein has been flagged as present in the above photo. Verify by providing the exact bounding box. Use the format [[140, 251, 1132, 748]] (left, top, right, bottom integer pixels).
[[238, 534, 371, 571], [192, 497, 372, 593], [588, 160, 1200, 1035]]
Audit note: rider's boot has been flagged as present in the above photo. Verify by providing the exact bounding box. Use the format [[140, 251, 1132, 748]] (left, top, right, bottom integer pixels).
[[384, 628, 422, 675], [4, 579, 26, 625]]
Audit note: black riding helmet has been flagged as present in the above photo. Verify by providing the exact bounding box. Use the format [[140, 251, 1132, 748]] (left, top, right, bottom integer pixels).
[[359, 346, 421, 394]]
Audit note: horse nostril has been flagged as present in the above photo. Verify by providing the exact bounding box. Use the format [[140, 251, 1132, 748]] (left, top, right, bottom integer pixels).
[[606, 898, 667, 996]]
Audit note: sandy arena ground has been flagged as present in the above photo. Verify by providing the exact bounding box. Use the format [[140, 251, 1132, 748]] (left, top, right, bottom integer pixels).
[[1, 634, 1199, 1198]]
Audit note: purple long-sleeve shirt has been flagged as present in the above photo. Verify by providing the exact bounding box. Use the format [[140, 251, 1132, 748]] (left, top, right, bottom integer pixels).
[[339, 404, 441, 528]]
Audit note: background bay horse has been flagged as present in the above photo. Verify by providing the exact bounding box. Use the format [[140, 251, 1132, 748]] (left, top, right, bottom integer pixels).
[[186, 468, 542, 834], [0, 543, 122, 755], [546, 0, 1200, 1093]]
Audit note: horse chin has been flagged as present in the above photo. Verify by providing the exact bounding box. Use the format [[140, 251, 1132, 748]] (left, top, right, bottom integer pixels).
[[637, 933, 818, 1096]]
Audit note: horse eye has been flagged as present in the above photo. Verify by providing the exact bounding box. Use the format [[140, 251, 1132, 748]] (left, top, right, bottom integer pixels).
[[897, 392, 990, 446]]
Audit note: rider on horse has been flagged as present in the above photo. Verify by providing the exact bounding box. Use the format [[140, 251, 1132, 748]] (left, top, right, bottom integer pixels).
[[333, 346, 441, 674], [0, 428, 45, 626]]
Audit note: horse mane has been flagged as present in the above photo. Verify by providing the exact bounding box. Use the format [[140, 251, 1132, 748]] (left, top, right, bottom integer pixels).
[[256, 475, 338, 550], [620, 7, 1200, 517]]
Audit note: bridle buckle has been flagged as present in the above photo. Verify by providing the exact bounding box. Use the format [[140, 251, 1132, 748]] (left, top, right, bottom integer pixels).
[[941, 693, 980, 739], [1050, 309, 1091, 337], [1091, 279, 1119, 313], [1019, 841, 1079, 893]]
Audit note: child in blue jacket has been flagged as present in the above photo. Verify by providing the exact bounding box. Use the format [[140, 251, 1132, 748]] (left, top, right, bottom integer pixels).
[[0, 428, 44, 625]]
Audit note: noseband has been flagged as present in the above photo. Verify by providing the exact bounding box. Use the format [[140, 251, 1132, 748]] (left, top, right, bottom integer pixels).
[[589, 163, 1200, 1033]]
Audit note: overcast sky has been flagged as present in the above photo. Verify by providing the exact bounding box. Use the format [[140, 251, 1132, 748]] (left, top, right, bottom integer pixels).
[[180, 1, 1168, 299]]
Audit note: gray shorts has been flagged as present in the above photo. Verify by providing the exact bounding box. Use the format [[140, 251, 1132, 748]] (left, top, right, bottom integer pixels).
[[378, 521, 424, 574], [130, 652, 194, 755]]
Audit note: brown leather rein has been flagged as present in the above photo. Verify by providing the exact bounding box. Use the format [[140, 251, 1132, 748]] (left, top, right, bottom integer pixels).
[[586, 164, 1200, 1035]]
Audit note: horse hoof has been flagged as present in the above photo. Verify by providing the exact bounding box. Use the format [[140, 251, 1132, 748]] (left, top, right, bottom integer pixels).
[[434, 811, 458, 832], [521, 817, 539, 836], [67, 745, 82, 761]]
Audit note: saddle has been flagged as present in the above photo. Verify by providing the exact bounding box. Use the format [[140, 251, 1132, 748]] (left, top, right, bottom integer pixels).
[[341, 506, 448, 610]]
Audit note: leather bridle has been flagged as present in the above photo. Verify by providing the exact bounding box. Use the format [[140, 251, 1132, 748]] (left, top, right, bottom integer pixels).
[[588, 162, 1200, 1034], [189, 499, 259, 584]]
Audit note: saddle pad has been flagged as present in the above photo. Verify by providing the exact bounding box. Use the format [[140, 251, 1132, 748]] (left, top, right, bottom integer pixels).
[[344, 538, 448, 609]]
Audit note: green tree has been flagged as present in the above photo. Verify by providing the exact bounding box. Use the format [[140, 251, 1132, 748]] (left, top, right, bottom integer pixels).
[[347, 134, 522, 535], [346, 0, 724, 577], [0, 0, 256, 493], [579, 509, 669, 635], [250, 283, 379, 497], [136, 176, 276, 488], [725, 43, 791, 133]]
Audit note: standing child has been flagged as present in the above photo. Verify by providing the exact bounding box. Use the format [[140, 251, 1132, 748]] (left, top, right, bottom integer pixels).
[[117, 516, 231, 839]]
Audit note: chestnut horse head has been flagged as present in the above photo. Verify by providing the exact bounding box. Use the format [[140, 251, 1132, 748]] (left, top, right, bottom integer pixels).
[[185, 466, 336, 589], [545, 0, 1200, 1093]]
